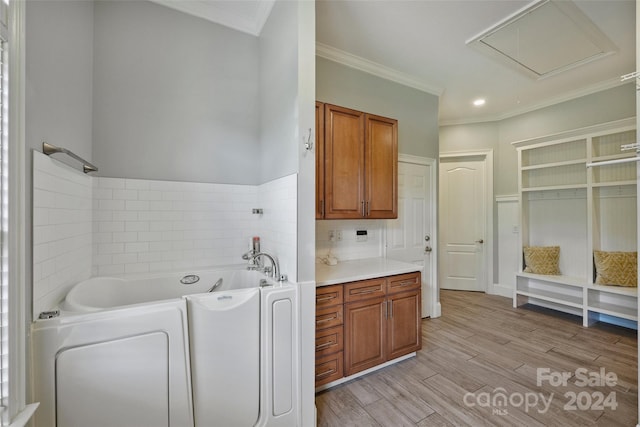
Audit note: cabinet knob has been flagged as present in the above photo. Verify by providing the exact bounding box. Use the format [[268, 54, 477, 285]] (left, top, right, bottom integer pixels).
[[476, 239, 484, 244]]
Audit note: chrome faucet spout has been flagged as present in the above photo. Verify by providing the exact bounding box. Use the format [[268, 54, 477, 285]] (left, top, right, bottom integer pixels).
[[250, 252, 280, 280]]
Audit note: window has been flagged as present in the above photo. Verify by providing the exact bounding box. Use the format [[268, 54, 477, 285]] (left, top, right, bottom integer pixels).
[[1, 1, 35, 425], [0, 1, 9, 423]]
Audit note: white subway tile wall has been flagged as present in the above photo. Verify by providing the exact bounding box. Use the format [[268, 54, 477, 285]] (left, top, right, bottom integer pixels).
[[92, 177, 260, 276], [315, 219, 383, 262], [33, 152, 93, 318], [257, 174, 297, 280], [33, 151, 299, 314]]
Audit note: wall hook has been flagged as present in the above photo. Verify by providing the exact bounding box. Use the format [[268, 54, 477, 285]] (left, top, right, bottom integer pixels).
[[304, 128, 313, 151]]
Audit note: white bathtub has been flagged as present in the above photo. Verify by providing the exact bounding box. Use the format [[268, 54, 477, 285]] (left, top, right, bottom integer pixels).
[[31, 268, 299, 427]]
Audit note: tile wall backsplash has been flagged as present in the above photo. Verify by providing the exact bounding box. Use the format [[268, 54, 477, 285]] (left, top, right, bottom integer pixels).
[[33, 152, 93, 318], [316, 219, 384, 262], [92, 177, 260, 276], [33, 151, 299, 313], [257, 174, 297, 280]]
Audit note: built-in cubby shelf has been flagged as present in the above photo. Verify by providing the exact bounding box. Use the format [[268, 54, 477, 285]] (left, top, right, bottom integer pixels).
[[513, 118, 638, 328]]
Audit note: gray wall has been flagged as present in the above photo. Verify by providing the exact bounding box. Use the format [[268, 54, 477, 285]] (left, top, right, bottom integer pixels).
[[26, 0, 94, 160], [316, 57, 439, 159], [92, 1, 261, 184], [259, 0, 299, 183], [440, 84, 636, 196], [25, 0, 95, 329]]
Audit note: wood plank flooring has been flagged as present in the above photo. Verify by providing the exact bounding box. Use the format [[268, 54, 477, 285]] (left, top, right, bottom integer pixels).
[[316, 290, 638, 426]]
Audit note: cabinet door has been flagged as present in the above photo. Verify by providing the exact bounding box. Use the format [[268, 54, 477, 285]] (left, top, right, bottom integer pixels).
[[324, 104, 365, 219], [344, 297, 386, 376], [316, 102, 325, 219], [365, 114, 397, 219], [387, 290, 421, 360]]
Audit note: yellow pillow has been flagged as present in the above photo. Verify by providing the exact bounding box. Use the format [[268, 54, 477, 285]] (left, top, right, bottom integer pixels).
[[523, 246, 560, 275], [593, 250, 637, 287]]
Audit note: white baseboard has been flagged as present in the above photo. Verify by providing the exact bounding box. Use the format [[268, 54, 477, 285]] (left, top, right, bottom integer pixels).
[[490, 283, 513, 299], [433, 301, 442, 318]]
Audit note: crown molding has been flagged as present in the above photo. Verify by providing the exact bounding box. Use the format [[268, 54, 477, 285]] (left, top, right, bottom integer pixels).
[[440, 77, 632, 126], [316, 43, 443, 97]]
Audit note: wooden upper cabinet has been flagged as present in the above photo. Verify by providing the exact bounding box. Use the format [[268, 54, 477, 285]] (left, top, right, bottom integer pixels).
[[316, 102, 325, 219], [317, 103, 398, 219], [366, 114, 398, 219], [324, 104, 365, 219]]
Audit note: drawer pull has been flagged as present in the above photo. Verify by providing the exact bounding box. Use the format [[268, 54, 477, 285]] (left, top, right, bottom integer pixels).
[[352, 287, 379, 295], [316, 341, 334, 351], [316, 368, 336, 379], [317, 316, 337, 324], [316, 295, 336, 302], [397, 280, 416, 287]]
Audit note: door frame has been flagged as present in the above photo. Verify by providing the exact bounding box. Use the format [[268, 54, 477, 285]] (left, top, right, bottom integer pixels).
[[439, 150, 494, 295], [384, 154, 440, 318]]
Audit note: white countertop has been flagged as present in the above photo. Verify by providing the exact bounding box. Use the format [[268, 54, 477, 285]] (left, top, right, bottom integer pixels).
[[316, 257, 422, 287]]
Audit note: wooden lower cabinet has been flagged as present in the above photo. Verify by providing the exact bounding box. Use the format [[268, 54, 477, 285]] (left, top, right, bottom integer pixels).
[[344, 297, 386, 376], [315, 352, 344, 385], [315, 284, 344, 387], [387, 289, 421, 360], [316, 271, 422, 386]]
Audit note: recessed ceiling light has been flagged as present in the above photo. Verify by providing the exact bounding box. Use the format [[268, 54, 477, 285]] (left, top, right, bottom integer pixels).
[[473, 99, 486, 107]]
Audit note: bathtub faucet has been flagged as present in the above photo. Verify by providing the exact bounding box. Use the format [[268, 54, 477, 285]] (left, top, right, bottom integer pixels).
[[250, 252, 281, 281], [242, 249, 261, 270]]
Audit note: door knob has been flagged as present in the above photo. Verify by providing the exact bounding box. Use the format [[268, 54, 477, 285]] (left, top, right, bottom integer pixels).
[[425, 235, 430, 242], [425, 246, 432, 253], [476, 239, 484, 244]]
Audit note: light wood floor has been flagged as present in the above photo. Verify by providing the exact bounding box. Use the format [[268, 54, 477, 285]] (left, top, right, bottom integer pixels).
[[316, 290, 638, 426]]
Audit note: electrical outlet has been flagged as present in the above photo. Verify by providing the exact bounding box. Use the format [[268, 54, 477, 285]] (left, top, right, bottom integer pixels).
[[356, 230, 368, 242], [336, 230, 343, 241], [512, 225, 519, 233], [328, 230, 336, 242]]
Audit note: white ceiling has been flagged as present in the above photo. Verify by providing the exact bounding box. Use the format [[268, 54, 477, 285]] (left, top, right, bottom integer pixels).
[[150, 0, 275, 36], [159, 0, 635, 125]]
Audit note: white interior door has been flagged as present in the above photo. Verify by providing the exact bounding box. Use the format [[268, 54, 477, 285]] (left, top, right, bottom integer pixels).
[[386, 160, 434, 318], [439, 157, 486, 291]]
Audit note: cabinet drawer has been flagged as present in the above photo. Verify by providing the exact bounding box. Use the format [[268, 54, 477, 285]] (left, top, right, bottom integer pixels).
[[316, 284, 343, 308], [315, 351, 344, 386], [315, 305, 343, 331], [387, 272, 421, 294], [315, 325, 343, 357], [344, 278, 386, 302]]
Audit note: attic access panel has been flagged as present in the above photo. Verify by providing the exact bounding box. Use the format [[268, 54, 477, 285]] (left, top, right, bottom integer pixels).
[[467, 0, 617, 80]]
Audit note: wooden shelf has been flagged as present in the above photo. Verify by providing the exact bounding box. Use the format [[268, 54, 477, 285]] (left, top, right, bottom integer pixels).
[[516, 289, 583, 308], [521, 184, 588, 192], [515, 120, 637, 329], [521, 159, 586, 171], [587, 302, 637, 321], [591, 180, 637, 188], [516, 272, 585, 288], [589, 284, 638, 297]]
